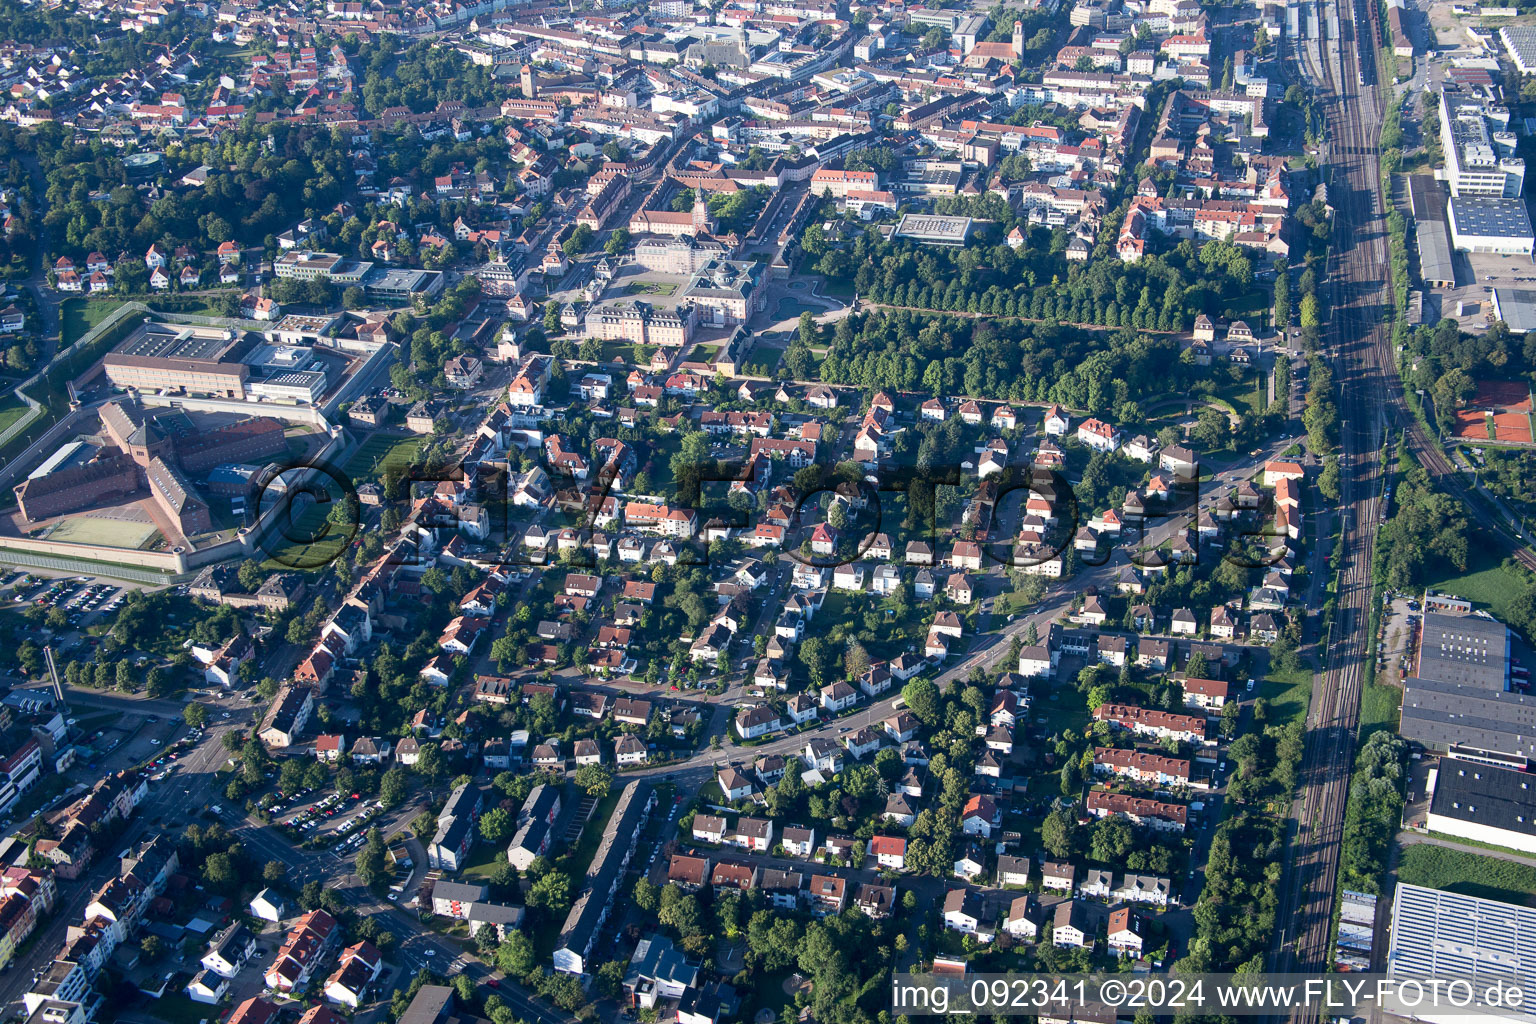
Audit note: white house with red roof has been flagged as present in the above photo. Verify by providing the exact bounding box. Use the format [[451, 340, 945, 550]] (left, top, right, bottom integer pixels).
[[810, 523, 839, 555], [1077, 417, 1121, 452]]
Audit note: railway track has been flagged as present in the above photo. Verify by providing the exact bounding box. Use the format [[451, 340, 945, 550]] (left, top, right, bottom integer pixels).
[[1267, 4, 1536, 1018], [1268, 0, 1390, 1015]]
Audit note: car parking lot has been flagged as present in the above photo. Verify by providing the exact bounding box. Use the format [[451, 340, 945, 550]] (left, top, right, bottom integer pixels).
[[270, 788, 387, 854], [1433, 250, 1536, 332]]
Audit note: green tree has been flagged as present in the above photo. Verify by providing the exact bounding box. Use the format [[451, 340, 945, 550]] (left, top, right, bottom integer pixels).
[[1089, 815, 1134, 862], [480, 807, 512, 843], [356, 827, 389, 889], [529, 871, 572, 913], [495, 930, 538, 978], [901, 678, 942, 725], [574, 762, 614, 798], [379, 766, 409, 807], [237, 559, 264, 590], [1041, 808, 1078, 859]]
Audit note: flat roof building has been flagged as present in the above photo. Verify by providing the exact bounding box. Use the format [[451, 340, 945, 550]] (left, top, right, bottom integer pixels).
[[1400, 675, 1536, 762], [1492, 288, 1536, 332], [1409, 174, 1456, 287], [892, 214, 979, 246], [1427, 757, 1536, 853], [1502, 25, 1536, 75], [273, 251, 372, 284], [1418, 611, 1511, 690], [1388, 882, 1536, 1024], [248, 370, 326, 404], [1440, 87, 1525, 198], [363, 267, 445, 301], [103, 323, 258, 398], [1449, 196, 1535, 255]]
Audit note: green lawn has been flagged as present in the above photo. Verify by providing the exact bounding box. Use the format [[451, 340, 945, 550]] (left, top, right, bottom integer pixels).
[[598, 340, 658, 367], [564, 787, 623, 878], [1397, 843, 1536, 906], [60, 297, 125, 346], [1037, 686, 1091, 740], [259, 501, 350, 572], [460, 842, 504, 881], [1425, 549, 1529, 626], [741, 348, 783, 377], [344, 434, 430, 484], [993, 588, 1042, 618], [1210, 368, 1268, 423], [145, 993, 210, 1024], [1259, 666, 1313, 729], [626, 281, 677, 297], [1222, 286, 1271, 329], [0, 394, 28, 435], [740, 970, 799, 1024]]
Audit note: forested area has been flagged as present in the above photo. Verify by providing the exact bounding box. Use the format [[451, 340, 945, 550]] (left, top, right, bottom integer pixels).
[[0, 123, 37, 286], [38, 113, 514, 272], [802, 219, 1267, 332], [789, 309, 1279, 428], [355, 37, 501, 115], [1337, 731, 1408, 895], [1374, 449, 1471, 590]]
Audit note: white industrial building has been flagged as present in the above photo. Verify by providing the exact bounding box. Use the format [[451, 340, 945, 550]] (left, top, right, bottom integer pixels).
[[1425, 757, 1536, 853], [1440, 87, 1526, 198], [1388, 883, 1536, 1024], [1502, 25, 1536, 75], [1448, 195, 1535, 255]]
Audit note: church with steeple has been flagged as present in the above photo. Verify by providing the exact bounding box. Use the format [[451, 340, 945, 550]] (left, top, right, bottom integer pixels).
[[629, 188, 718, 238]]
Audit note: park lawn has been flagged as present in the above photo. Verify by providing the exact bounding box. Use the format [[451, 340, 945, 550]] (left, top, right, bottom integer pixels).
[[598, 340, 657, 367], [1223, 286, 1271, 329], [1037, 686, 1091, 741], [60, 297, 125, 345], [740, 969, 798, 1024], [1210, 368, 1268, 422], [625, 281, 677, 297], [459, 843, 504, 881], [642, 432, 685, 497], [741, 343, 784, 377], [1396, 842, 1536, 906], [1259, 666, 1313, 729]]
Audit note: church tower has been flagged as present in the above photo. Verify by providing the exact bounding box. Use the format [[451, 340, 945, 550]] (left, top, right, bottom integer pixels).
[[1012, 20, 1024, 57], [692, 192, 712, 234]]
